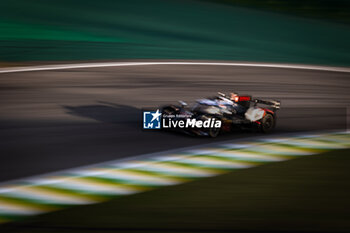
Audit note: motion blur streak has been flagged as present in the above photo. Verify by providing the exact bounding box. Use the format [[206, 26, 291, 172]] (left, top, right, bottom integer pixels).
[[0, 132, 348, 223], [1, 61, 350, 74]]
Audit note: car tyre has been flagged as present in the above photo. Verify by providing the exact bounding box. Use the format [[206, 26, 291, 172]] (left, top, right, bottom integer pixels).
[[261, 114, 275, 133]]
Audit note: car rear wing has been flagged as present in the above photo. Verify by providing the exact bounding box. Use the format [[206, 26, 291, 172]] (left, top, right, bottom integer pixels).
[[253, 98, 281, 110], [217, 92, 281, 110]]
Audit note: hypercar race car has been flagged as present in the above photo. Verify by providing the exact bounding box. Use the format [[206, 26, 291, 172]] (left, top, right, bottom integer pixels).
[[160, 92, 281, 137]]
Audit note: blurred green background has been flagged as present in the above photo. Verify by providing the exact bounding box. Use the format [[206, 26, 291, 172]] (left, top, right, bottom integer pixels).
[[0, 0, 350, 66], [206, 0, 350, 24]]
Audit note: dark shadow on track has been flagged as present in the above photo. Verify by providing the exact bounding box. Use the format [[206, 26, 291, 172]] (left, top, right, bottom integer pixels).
[[64, 101, 141, 128]]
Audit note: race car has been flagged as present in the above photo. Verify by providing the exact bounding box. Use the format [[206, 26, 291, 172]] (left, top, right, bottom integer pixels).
[[160, 92, 280, 137]]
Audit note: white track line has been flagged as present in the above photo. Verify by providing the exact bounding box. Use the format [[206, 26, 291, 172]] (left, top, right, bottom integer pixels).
[[0, 62, 350, 74]]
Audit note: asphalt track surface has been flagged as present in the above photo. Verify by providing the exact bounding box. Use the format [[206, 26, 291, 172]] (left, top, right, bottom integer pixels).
[[0, 61, 349, 182]]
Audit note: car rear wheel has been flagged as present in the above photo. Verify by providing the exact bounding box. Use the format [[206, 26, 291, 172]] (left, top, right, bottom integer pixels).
[[261, 114, 275, 133]]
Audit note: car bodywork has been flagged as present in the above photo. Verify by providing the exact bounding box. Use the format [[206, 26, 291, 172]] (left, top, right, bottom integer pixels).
[[160, 92, 281, 137]]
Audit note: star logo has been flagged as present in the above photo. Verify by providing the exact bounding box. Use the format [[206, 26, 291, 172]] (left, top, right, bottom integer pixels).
[[150, 109, 161, 122], [143, 109, 162, 129]]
